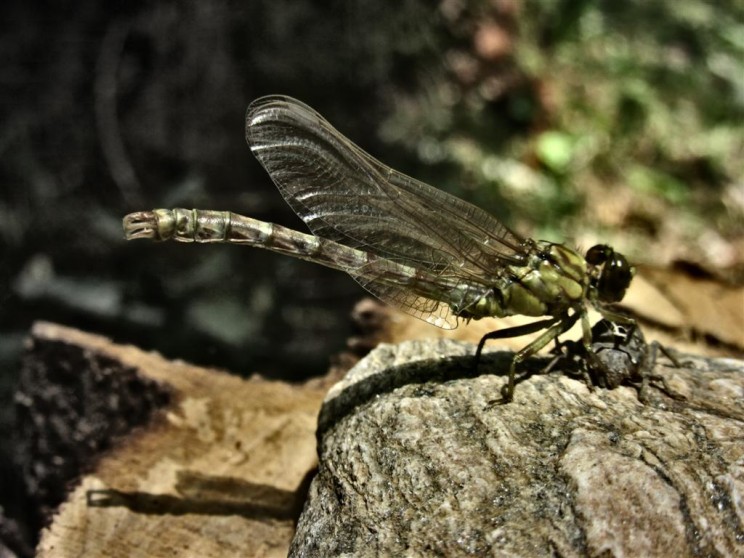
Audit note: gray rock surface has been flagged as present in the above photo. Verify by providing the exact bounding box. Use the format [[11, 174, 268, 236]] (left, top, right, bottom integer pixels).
[[291, 339, 744, 557]]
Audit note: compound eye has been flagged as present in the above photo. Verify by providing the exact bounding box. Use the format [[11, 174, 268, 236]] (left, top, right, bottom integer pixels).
[[586, 244, 611, 265], [599, 253, 634, 303]]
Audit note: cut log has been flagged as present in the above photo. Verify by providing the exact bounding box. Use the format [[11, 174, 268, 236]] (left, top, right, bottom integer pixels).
[[22, 322, 328, 558]]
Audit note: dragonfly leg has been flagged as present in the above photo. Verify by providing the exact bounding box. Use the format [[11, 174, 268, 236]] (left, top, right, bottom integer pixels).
[[637, 342, 686, 402], [656, 342, 682, 368], [474, 317, 562, 371], [541, 352, 564, 375], [474, 312, 581, 402], [502, 316, 579, 402], [597, 306, 637, 331]]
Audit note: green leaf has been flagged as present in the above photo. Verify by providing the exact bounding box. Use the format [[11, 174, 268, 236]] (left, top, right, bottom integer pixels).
[[536, 131, 575, 174]]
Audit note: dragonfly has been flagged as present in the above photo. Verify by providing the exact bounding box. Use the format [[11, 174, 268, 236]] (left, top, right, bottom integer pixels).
[[123, 95, 635, 402]]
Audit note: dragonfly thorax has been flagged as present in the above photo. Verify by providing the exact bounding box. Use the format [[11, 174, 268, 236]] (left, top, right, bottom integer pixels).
[[457, 241, 590, 321]]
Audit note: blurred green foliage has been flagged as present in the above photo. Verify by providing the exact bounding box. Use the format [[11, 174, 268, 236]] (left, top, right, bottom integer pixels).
[[380, 0, 743, 261]]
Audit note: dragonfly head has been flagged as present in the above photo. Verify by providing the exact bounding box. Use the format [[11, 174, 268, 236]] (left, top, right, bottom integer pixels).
[[585, 245, 635, 304]]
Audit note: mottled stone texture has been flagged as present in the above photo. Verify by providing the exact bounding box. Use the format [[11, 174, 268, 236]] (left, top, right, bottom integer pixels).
[[291, 340, 744, 557]]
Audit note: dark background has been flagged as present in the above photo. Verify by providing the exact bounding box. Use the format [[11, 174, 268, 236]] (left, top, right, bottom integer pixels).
[[1, 0, 742, 553]]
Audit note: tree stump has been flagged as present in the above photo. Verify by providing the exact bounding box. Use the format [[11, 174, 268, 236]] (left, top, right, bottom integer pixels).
[[22, 322, 329, 558]]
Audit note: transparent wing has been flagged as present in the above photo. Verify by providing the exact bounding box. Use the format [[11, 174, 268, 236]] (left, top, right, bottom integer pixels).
[[245, 95, 528, 328]]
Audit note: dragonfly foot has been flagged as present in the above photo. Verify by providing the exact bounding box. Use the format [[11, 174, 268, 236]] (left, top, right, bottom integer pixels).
[[499, 383, 514, 403]]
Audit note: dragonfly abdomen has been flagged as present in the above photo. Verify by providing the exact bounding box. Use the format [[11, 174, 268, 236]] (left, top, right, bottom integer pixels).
[[123, 208, 470, 299], [126, 208, 374, 270]]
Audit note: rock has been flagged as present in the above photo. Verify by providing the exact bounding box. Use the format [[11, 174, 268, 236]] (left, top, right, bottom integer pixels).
[[291, 339, 744, 557]]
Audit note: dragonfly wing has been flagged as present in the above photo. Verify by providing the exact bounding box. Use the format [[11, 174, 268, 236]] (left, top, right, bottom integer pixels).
[[245, 96, 526, 326], [246, 96, 526, 272], [353, 275, 460, 329]]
